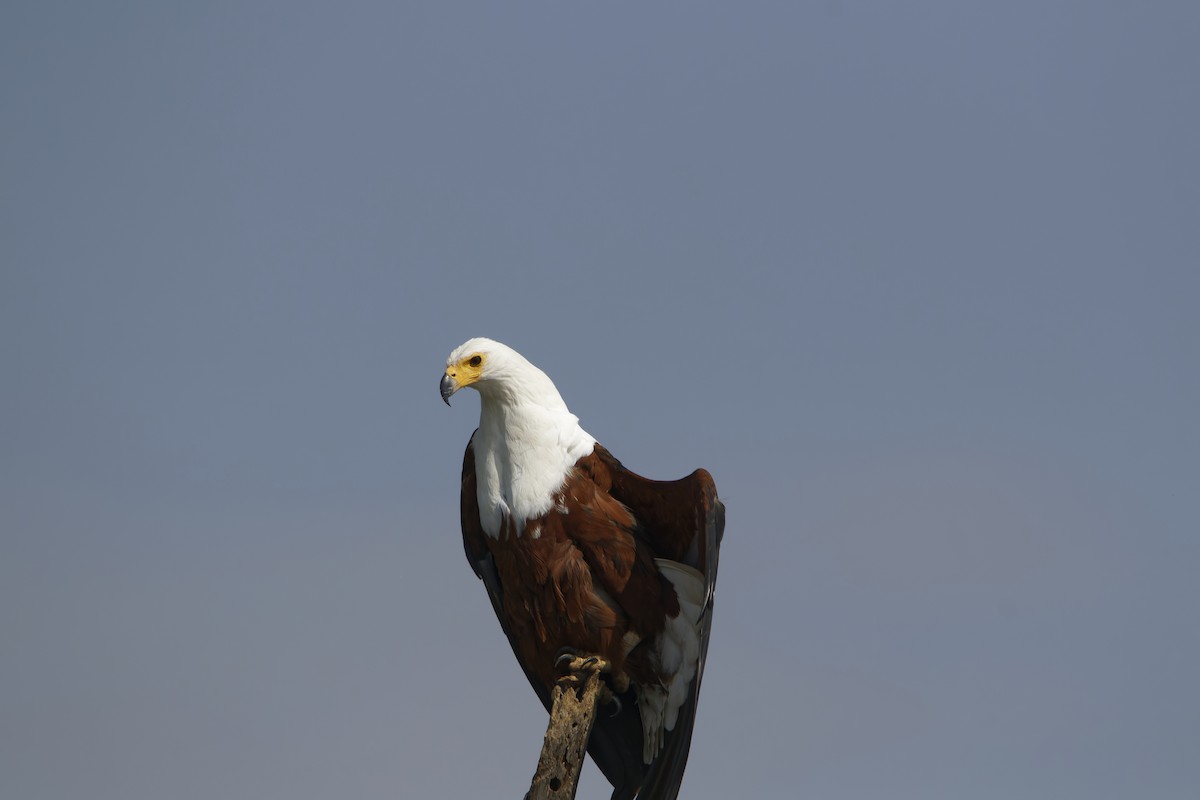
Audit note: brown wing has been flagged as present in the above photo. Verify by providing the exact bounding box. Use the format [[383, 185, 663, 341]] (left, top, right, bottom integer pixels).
[[589, 445, 723, 608], [460, 434, 554, 713], [580, 446, 725, 800]]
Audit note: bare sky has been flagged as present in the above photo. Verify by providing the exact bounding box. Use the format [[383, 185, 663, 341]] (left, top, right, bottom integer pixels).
[[2, 2, 1197, 798]]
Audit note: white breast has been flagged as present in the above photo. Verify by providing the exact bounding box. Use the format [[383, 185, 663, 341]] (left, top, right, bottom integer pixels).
[[472, 402, 596, 538]]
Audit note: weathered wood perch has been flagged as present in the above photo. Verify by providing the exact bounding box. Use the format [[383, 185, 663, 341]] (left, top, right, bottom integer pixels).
[[525, 666, 604, 800]]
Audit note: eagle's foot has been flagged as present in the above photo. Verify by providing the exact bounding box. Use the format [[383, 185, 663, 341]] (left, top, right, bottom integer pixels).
[[554, 651, 611, 676], [552, 648, 623, 714], [553, 647, 611, 686]]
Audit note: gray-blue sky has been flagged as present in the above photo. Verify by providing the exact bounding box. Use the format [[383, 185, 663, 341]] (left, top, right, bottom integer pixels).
[[2, 2, 1197, 798]]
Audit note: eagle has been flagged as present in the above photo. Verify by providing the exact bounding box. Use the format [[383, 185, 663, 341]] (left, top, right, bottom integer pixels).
[[441, 338, 724, 800]]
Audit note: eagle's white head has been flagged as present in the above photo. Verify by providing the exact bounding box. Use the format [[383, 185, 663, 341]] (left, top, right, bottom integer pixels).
[[441, 337, 569, 412]]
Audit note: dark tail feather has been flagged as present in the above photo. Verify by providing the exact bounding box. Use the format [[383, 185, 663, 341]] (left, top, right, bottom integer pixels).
[[585, 685, 645, 799]]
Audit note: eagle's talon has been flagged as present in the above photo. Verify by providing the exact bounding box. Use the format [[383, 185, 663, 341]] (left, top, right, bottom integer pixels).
[[553, 649, 611, 679]]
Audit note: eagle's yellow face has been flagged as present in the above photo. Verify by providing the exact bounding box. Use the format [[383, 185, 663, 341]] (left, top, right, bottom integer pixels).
[[440, 352, 486, 404], [447, 352, 485, 387]]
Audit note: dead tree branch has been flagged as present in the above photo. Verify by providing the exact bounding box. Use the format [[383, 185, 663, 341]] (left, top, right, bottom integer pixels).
[[525, 667, 604, 800]]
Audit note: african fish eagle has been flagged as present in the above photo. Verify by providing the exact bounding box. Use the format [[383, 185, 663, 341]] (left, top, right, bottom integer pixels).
[[441, 338, 724, 800]]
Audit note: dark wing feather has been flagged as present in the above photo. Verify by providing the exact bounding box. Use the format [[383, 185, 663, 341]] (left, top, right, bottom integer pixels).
[[460, 434, 553, 712], [590, 446, 725, 800]]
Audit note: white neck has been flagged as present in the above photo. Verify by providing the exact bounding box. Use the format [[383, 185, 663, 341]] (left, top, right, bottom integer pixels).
[[472, 382, 596, 538]]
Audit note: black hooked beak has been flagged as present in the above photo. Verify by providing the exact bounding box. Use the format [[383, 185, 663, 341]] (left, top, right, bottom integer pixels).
[[440, 373, 458, 406]]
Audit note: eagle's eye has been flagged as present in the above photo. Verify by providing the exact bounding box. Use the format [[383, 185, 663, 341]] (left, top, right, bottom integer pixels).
[[468, 355, 483, 368]]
